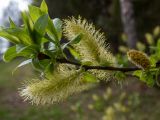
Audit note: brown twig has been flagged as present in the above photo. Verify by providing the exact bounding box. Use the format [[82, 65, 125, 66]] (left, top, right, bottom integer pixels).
[[57, 58, 141, 72]]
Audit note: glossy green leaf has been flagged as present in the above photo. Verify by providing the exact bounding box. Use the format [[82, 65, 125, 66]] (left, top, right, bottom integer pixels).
[[0, 31, 19, 43], [53, 18, 62, 40], [16, 44, 38, 55], [3, 28, 33, 45], [46, 18, 58, 42], [48, 42, 56, 51], [34, 14, 48, 36]]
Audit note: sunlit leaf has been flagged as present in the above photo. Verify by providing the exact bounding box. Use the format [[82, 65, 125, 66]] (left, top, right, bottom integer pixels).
[[40, 0, 48, 13], [0, 31, 19, 43], [3, 28, 33, 45], [28, 5, 43, 22]]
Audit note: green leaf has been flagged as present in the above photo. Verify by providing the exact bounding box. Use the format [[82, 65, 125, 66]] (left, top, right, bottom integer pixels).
[[53, 18, 62, 40], [133, 70, 155, 87], [3, 28, 33, 45], [83, 72, 97, 83], [68, 47, 81, 60], [70, 33, 83, 44], [48, 42, 56, 51], [46, 18, 58, 42], [3, 45, 36, 62], [34, 14, 48, 36], [16, 44, 38, 55], [40, 0, 48, 13], [62, 33, 83, 50], [9, 17, 16, 28], [28, 5, 43, 23], [21, 12, 34, 35], [3, 46, 17, 62], [0, 31, 19, 43], [133, 70, 142, 78]]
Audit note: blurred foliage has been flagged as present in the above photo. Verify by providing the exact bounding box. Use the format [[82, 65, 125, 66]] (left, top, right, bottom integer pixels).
[[33, 0, 160, 50]]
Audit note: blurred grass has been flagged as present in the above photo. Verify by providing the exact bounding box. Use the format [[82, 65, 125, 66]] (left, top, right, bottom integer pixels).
[[0, 59, 71, 120], [0, 59, 160, 120]]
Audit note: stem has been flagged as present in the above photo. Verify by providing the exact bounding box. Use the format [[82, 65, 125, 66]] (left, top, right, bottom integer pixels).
[[57, 59, 141, 72]]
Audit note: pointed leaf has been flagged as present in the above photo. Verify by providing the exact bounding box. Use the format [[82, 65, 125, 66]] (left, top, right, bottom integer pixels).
[[3, 28, 33, 45], [53, 18, 62, 40], [16, 44, 38, 55], [13, 59, 32, 74], [46, 18, 58, 42], [21, 12, 34, 35], [0, 31, 19, 43], [40, 0, 48, 13], [70, 33, 83, 44], [34, 14, 48, 36], [28, 5, 43, 22], [3, 46, 17, 62], [9, 17, 16, 28]]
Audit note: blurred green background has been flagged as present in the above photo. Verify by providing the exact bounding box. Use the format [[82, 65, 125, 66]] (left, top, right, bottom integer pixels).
[[0, 0, 160, 120]]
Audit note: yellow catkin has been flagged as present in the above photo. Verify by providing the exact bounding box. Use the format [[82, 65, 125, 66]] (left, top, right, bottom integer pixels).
[[20, 64, 93, 105], [63, 16, 117, 81], [127, 50, 150, 69], [63, 16, 116, 66]]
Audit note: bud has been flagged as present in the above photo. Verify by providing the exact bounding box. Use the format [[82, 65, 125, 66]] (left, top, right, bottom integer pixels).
[[127, 50, 150, 69]]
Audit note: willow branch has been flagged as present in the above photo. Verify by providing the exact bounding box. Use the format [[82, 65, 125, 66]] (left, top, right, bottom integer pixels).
[[57, 59, 141, 72]]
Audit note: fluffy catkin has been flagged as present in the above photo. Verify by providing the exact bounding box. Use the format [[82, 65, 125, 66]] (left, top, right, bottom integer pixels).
[[20, 64, 93, 105], [63, 16, 116, 81], [127, 50, 150, 69], [63, 16, 116, 66]]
